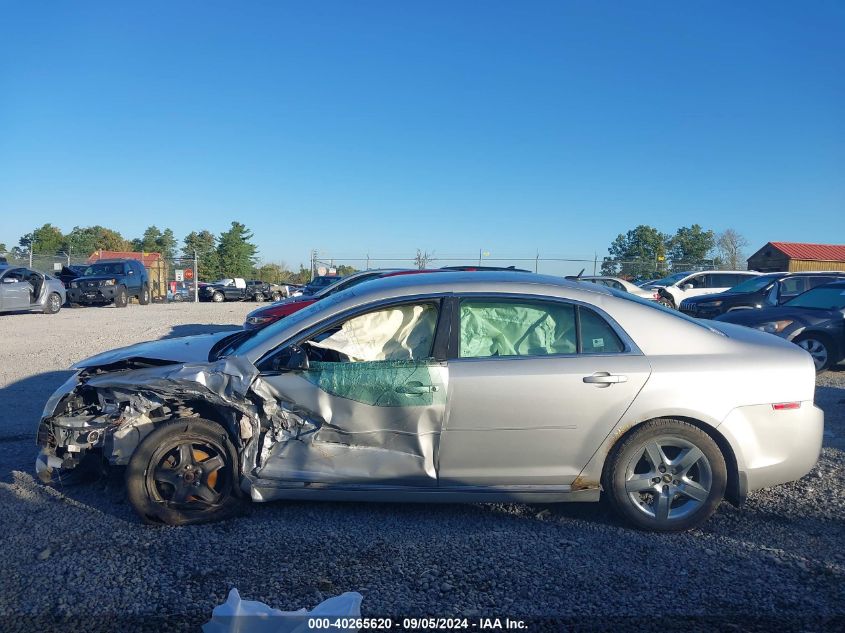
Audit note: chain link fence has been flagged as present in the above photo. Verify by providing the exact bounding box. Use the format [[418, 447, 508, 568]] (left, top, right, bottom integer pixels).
[[309, 252, 722, 280]]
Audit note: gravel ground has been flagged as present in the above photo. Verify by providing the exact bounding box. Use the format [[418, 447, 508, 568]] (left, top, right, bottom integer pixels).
[[0, 303, 843, 631]]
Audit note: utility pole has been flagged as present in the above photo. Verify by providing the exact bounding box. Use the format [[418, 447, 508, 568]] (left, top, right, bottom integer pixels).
[[193, 250, 199, 303], [593, 253, 598, 276]]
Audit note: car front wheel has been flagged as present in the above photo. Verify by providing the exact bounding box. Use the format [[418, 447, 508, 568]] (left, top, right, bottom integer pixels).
[[43, 292, 62, 314], [603, 419, 726, 531], [126, 419, 240, 525], [114, 286, 129, 308], [139, 284, 151, 305], [212, 291, 224, 303], [795, 334, 832, 372]]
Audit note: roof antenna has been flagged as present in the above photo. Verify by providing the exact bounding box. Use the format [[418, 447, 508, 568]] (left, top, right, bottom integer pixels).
[[576, 268, 585, 279]]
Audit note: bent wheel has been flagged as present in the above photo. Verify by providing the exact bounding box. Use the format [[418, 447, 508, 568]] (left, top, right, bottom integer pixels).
[[126, 419, 240, 525], [603, 419, 726, 531]]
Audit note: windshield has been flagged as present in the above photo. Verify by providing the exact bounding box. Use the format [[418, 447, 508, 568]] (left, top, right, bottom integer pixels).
[[648, 272, 689, 286], [727, 274, 779, 294], [314, 272, 381, 299], [785, 285, 845, 310], [83, 262, 125, 276], [222, 289, 355, 357]]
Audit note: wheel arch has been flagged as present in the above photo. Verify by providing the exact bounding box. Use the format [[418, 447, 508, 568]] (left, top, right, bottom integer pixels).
[[600, 415, 744, 507]]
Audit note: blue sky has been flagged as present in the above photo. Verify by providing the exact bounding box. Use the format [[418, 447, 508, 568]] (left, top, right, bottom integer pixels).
[[1, 1, 843, 273]]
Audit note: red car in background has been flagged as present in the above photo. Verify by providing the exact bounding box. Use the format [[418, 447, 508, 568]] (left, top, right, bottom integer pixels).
[[243, 266, 531, 330], [244, 269, 411, 329]]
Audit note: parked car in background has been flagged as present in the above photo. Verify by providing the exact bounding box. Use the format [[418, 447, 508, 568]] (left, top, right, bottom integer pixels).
[[654, 270, 761, 309], [200, 278, 253, 302], [715, 280, 845, 371], [566, 275, 659, 300], [167, 281, 192, 302], [302, 275, 343, 295], [66, 259, 150, 308], [680, 271, 845, 319], [0, 266, 66, 314], [244, 269, 403, 329], [37, 272, 822, 530]]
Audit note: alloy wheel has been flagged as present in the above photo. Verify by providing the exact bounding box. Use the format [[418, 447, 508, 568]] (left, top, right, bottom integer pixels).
[[796, 338, 828, 371], [151, 441, 228, 507], [623, 436, 713, 524]]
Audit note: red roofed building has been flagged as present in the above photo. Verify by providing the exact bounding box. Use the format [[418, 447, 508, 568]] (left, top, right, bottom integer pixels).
[[747, 242, 845, 273], [87, 250, 168, 299]]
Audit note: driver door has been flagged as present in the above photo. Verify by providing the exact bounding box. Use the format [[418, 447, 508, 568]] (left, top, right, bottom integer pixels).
[[253, 298, 449, 487], [0, 268, 33, 310]]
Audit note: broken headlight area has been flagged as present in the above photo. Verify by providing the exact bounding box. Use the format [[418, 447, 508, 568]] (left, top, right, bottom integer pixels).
[[36, 381, 181, 483]]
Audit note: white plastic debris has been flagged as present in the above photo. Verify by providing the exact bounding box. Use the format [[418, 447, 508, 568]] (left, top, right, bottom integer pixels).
[[203, 588, 363, 633]]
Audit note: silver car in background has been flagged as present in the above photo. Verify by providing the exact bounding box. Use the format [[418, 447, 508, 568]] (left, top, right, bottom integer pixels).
[[566, 275, 659, 300], [36, 272, 822, 531], [0, 266, 66, 315]]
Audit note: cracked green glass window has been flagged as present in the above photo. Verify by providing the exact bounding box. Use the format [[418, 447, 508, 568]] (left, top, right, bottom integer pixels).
[[460, 299, 577, 358], [303, 360, 446, 406]]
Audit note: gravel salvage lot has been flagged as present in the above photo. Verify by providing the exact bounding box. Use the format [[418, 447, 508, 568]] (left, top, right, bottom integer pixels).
[[0, 303, 843, 629]]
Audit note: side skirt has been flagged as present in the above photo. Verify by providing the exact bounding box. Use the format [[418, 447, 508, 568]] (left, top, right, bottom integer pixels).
[[246, 478, 601, 503]]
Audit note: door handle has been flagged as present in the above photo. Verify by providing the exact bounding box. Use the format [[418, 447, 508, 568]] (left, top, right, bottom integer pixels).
[[583, 372, 628, 385], [395, 382, 439, 395]]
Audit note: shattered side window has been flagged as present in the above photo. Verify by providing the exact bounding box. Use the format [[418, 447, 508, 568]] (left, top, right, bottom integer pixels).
[[310, 303, 438, 362], [459, 299, 577, 358]]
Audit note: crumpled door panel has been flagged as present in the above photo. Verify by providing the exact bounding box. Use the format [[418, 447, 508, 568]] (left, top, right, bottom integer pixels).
[[255, 361, 447, 485]]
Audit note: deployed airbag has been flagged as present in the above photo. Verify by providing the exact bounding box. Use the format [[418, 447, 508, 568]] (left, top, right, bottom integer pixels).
[[460, 300, 577, 357]]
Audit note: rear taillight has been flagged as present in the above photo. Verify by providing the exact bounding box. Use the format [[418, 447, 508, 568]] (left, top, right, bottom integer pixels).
[[772, 402, 801, 411]]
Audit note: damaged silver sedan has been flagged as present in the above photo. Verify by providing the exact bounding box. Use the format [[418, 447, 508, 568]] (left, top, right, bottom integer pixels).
[[37, 272, 824, 530]]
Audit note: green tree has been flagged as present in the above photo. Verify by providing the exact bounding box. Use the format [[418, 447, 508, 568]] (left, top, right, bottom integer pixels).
[[256, 262, 288, 283], [20, 223, 66, 255], [133, 226, 178, 260], [66, 226, 130, 256], [335, 264, 358, 276], [217, 221, 258, 278], [601, 225, 669, 278], [289, 264, 312, 284], [0, 243, 7, 253], [183, 230, 220, 281], [668, 224, 715, 270], [131, 226, 161, 252]]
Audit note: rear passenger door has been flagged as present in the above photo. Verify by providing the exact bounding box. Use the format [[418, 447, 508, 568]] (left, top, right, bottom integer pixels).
[[437, 296, 651, 487]]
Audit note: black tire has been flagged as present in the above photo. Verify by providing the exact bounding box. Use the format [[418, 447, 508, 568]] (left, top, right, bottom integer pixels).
[[794, 333, 834, 372], [114, 286, 129, 308], [657, 296, 675, 309], [271, 292, 282, 302], [43, 292, 62, 314], [125, 418, 241, 525], [212, 291, 224, 303], [253, 292, 264, 302], [602, 419, 727, 532], [139, 284, 151, 305]]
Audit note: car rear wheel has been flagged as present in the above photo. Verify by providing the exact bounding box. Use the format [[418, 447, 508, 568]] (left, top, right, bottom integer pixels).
[[139, 284, 150, 305], [212, 291, 224, 303], [126, 419, 240, 525], [795, 334, 832, 372], [43, 292, 62, 314], [114, 287, 129, 308], [603, 419, 726, 531]]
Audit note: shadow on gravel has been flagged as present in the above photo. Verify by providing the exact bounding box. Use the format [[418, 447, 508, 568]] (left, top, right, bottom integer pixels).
[[161, 323, 243, 339]]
